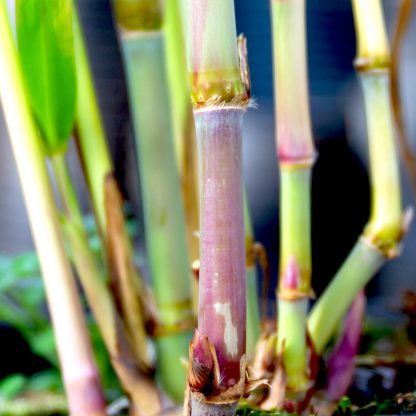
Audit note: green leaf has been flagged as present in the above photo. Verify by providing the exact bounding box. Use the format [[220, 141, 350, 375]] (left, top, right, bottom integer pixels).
[[26, 370, 63, 393], [16, 0, 76, 154], [0, 374, 27, 400]]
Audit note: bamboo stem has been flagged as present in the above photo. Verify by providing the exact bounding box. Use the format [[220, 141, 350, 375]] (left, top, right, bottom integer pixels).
[[72, 10, 113, 238], [270, 0, 314, 390], [118, 29, 193, 402], [183, 2, 250, 413], [308, 0, 407, 354], [51, 154, 152, 370], [165, 0, 200, 313], [196, 108, 246, 384], [0, 4, 105, 414]]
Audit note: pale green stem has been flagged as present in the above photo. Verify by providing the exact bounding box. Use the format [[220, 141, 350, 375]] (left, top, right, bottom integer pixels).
[[0, 3, 105, 413], [51, 133, 158, 413], [277, 167, 311, 389], [308, 239, 385, 354], [271, 0, 314, 390], [51, 153, 84, 229], [51, 153, 150, 365], [120, 32, 193, 402], [309, 0, 404, 353], [278, 298, 309, 387], [363, 73, 402, 246], [72, 10, 112, 237], [165, 0, 190, 169], [278, 168, 312, 296]]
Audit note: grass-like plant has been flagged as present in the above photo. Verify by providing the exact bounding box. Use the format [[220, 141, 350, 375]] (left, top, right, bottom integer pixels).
[[0, 1, 106, 414]]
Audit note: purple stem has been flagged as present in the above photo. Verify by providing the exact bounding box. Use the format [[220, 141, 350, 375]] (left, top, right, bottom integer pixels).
[[194, 107, 246, 388], [326, 290, 366, 400]]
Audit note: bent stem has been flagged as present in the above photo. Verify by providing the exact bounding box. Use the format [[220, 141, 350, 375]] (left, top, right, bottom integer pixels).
[[270, 0, 315, 392], [309, 0, 407, 354], [115, 3, 194, 400], [0, 4, 105, 414]]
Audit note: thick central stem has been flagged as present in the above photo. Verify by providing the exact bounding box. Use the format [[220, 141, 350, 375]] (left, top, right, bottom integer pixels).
[[195, 108, 246, 387]]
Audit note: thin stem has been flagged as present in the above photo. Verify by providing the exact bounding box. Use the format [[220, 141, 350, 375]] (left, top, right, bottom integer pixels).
[[52, 141, 158, 415], [119, 31, 193, 402], [72, 10, 112, 238], [271, 0, 314, 390], [165, 0, 200, 313], [51, 153, 84, 229], [308, 240, 384, 354], [0, 4, 105, 414]]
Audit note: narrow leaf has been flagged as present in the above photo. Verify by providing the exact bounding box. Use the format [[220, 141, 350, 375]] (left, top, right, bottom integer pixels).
[[16, 0, 76, 154]]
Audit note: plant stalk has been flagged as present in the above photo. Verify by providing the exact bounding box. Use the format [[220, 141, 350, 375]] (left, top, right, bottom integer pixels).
[[308, 0, 407, 354], [0, 3, 105, 414], [72, 10, 113, 238], [165, 0, 200, 313], [51, 154, 152, 371], [271, 0, 315, 391], [183, 2, 250, 412], [118, 27, 193, 402]]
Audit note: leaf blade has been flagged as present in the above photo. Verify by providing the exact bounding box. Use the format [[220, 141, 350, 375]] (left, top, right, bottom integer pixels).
[[16, 0, 76, 154]]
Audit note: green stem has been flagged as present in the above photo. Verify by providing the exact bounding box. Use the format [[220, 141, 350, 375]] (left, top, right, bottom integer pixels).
[[362, 72, 402, 249], [308, 239, 385, 354], [271, 0, 314, 391], [277, 167, 311, 389], [72, 10, 112, 238], [120, 31, 193, 402], [309, 0, 405, 354], [0, 3, 105, 414], [51, 153, 84, 229], [51, 153, 158, 413]]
